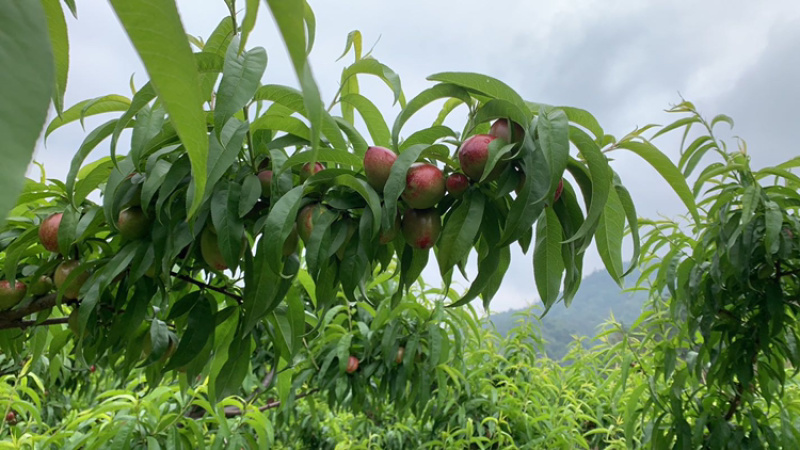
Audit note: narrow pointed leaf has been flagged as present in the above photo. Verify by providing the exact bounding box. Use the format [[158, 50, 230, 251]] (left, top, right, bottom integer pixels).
[[42, 0, 69, 115], [110, 0, 209, 217]]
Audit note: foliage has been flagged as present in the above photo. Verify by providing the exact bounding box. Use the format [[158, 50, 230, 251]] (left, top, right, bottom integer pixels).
[[624, 103, 800, 448], [0, 0, 655, 410], [489, 266, 647, 360], [1, 1, 799, 449]]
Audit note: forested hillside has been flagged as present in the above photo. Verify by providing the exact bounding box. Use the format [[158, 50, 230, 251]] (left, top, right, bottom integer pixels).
[[489, 267, 647, 359]]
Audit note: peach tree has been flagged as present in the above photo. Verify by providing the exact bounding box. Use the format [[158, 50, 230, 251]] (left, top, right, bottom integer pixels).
[[0, 0, 694, 417]]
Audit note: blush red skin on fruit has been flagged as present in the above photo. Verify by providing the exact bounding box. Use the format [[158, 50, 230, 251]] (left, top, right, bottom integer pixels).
[[364, 146, 398, 192], [346, 355, 359, 374], [39, 213, 63, 253], [458, 134, 506, 182], [297, 204, 326, 243], [402, 208, 442, 250], [257, 170, 273, 198], [0, 280, 27, 310], [446, 173, 470, 198], [300, 162, 325, 181], [553, 178, 564, 203], [402, 163, 445, 209], [489, 118, 525, 143]]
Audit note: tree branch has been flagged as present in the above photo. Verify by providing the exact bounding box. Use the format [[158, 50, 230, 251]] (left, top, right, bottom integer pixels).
[[0, 317, 70, 331], [170, 271, 242, 304]]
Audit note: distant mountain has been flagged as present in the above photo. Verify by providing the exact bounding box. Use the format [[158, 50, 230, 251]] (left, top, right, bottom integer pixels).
[[487, 266, 649, 360]]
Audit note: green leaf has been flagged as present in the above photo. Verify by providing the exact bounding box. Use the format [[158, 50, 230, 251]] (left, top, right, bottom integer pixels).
[[337, 30, 362, 61], [280, 149, 363, 174], [651, 115, 699, 139], [74, 157, 123, 205], [332, 175, 382, 239], [537, 107, 570, 194], [564, 127, 612, 244], [764, 200, 782, 255], [239, 0, 260, 53], [614, 140, 701, 225], [339, 93, 391, 147], [437, 191, 485, 277], [262, 186, 305, 273], [199, 18, 235, 102], [615, 183, 640, 277], [472, 99, 529, 135], [110, 83, 156, 163], [110, 0, 209, 217], [624, 383, 648, 447], [594, 183, 625, 285], [500, 137, 550, 246], [165, 295, 214, 370], [400, 126, 458, 150], [266, 0, 323, 162], [239, 174, 261, 218], [561, 106, 604, 142], [215, 38, 267, 135], [0, 2, 56, 223], [381, 144, 429, 229], [204, 118, 249, 200], [710, 113, 734, 130], [533, 207, 564, 309], [213, 330, 253, 402], [392, 83, 471, 147], [210, 184, 245, 271], [427, 72, 530, 122], [341, 58, 404, 106], [42, 0, 69, 115], [337, 333, 353, 373]]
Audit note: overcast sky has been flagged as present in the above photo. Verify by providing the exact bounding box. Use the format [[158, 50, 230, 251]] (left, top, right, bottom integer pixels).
[[38, 0, 800, 312]]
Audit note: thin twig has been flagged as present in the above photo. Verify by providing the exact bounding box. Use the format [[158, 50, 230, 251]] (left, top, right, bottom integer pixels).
[[170, 271, 243, 304], [223, 389, 320, 418]]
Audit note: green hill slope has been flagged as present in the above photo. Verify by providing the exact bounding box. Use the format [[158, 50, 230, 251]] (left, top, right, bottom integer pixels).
[[488, 267, 648, 360]]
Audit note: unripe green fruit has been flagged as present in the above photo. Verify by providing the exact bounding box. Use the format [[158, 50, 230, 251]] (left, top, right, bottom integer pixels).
[[0, 280, 27, 310], [38, 213, 63, 253], [402, 163, 445, 209], [54, 261, 89, 300], [200, 227, 228, 271], [402, 208, 442, 250], [117, 207, 152, 240], [363, 146, 398, 192], [30, 275, 53, 296]]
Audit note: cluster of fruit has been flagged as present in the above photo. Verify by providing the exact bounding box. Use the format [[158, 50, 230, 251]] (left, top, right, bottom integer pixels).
[[250, 119, 561, 259], [0, 202, 153, 311]]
